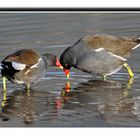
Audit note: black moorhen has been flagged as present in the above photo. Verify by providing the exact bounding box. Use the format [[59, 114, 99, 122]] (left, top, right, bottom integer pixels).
[[60, 34, 140, 79]]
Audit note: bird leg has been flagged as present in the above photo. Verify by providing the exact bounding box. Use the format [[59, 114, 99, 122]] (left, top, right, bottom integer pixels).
[[2, 77, 7, 91], [26, 84, 30, 90], [127, 78, 134, 89], [123, 78, 134, 97], [123, 63, 134, 78], [102, 75, 107, 81], [25, 84, 31, 96], [1, 90, 7, 107]]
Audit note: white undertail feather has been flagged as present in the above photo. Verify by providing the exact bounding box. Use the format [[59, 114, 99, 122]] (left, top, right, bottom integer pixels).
[[0, 64, 3, 69], [12, 61, 26, 70]]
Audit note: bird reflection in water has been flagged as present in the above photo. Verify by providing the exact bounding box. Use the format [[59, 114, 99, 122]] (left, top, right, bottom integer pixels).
[[59, 78, 133, 105], [55, 81, 71, 109], [57, 78, 140, 124], [1, 78, 140, 126], [1, 90, 38, 124], [1, 89, 60, 125]]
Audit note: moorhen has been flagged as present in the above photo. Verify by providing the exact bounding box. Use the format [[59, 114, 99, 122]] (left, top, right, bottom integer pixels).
[[60, 34, 140, 79], [1, 49, 63, 91]]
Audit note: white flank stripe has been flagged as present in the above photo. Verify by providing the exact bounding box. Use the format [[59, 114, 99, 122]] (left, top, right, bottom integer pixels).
[[12, 61, 26, 70], [24, 69, 30, 75], [108, 52, 127, 61], [95, 48, 104, 52], [131, 43, 140, 50], [30, 58, 42, 69], [25, 58, 42, 75]]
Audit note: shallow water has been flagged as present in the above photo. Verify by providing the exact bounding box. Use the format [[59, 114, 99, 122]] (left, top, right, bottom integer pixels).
[[0, 13, 140, 127]]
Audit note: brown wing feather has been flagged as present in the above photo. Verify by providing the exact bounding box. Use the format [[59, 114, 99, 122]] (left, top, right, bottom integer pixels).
[[82, 34, 138, 58], [4, 49, 40, 66]]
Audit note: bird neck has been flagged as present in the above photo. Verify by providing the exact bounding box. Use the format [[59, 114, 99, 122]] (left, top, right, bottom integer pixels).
[[42, 53, 57, 67]]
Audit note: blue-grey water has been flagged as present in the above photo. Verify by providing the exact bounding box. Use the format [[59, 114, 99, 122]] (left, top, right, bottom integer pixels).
[[0, 13, 140, 127]]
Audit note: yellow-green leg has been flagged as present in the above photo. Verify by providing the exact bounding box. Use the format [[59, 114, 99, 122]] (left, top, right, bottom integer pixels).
[[2, 77, 7, 91], [123, 63, 134, 78], [26, 84, 30, 96], [26, 84, 30, 90], [122, 64, 134, 97], [1, 90, 7, 107], [102, 75, 107, 81], [123, 77, 134, 97]]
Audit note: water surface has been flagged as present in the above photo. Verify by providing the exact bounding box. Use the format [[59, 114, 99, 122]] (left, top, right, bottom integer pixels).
[[0, 13, 140, 127]]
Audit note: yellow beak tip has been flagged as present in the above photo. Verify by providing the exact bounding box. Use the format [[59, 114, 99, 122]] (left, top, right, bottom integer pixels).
[[60, 66, 63, 69]]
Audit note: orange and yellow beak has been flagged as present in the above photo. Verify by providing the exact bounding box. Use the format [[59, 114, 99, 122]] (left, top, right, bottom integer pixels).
[[55, 58, 70, 78], [56, 58, 63, 69], [63, 69, 70, 78]]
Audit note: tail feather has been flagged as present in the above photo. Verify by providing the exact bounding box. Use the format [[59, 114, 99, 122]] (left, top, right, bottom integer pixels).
[[132, 35, 140, 43], [0, 65, 3, 69]]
